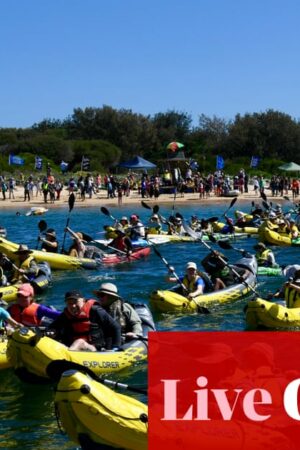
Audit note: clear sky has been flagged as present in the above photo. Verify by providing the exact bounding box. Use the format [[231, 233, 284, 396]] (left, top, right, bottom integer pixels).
[[1, 0, 300, 128]]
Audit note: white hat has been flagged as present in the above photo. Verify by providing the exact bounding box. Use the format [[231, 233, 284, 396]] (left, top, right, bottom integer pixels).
[[186, 262, 197, 270], [268, 212, 277, 218], [152, 214, 159, 219], [93, 282, 119, 298]]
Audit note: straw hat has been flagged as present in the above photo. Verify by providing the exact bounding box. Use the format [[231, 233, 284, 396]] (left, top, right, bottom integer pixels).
[[14, 244, 32, 254]]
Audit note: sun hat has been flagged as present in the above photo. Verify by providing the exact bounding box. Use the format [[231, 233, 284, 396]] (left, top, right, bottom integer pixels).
[[14, 244, 32, 254], [120, 216, 128, 222], [17, 283, 34, 297], [268, 212, 277, 219], [130, 214, 138, 221], [93, 282, 119, 298], [65, 290, 83, 301], [152, 214, 159, 219], [186, 262, 197, 270]]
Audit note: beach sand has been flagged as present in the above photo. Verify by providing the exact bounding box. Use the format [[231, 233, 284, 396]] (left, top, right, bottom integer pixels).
[[0, 186, 291, 211]]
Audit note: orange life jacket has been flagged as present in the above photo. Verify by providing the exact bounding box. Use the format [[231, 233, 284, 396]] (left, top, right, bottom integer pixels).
[[8, 302, 40, 326], [64, 299, 98, 342]]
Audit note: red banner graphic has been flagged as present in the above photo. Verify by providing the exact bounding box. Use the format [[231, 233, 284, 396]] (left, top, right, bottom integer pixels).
[[149, 331, 300, 449]]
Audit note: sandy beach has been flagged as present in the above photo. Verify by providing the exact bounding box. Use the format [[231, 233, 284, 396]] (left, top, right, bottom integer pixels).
[[0, 186, 291, 211]]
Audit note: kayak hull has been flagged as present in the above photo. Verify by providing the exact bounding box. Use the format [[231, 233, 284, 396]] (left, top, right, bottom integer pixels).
[[55, 370, 147, 450], [245, 297, 300, 329]]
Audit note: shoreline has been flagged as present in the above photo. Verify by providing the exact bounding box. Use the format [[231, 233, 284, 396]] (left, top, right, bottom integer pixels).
[[0, 187, 291, 211]]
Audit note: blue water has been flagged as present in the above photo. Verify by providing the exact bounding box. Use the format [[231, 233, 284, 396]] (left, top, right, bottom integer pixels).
[[0, 202, 297, 449]]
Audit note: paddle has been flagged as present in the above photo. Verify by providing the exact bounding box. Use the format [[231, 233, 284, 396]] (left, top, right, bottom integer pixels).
[[149, 242, 209, 314], [101, 206, 118, 223], [172, 187, 177, 217], [2, 255, 30, 282], [35, 220, 47, 250], [46, 360, 147, 394], [221, 197, 238, 218], [178, 216, 259, 296], [61, 193, 75, 254]]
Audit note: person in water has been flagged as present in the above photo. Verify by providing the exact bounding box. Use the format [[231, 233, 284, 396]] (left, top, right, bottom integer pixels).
[[48, 290, 121, 351], [93, 282, 143, 339], [167, 261, 205, 299]]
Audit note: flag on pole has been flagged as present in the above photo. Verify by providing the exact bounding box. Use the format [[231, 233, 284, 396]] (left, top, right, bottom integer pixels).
[[250, 156, 260, 168], [8, 154, 25, 165], [35, 156, 43, 170], [216, 155, 225, 170], [81, 156, 90, 171]]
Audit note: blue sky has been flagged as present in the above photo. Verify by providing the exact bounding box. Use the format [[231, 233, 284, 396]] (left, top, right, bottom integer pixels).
[[1, 0, 300, 128]]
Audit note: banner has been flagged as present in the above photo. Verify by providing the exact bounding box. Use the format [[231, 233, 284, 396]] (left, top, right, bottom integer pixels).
[[216, 155, 225, 170], [60, 161, 69, 172], [250, 156, 260, 168], [81, 156, 90, 171], [35, 156, 43, 170], [149, 331, 300, 449], [8, 154, 24, 166]]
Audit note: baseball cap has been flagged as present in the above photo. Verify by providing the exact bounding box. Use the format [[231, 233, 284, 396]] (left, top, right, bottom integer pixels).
[[186, 262, 197, 270], [65, 290, 82, 301], [17, 283, 34, 297]]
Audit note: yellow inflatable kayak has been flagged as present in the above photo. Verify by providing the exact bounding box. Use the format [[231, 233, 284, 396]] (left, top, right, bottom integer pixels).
[[245, 297, 300, 329], [54, 369, 147, 450], [7, 328, 148, 382], [0, 337, 9, 370], [0, 238, 98, 270], [212, 222, 258, 234], [150, 255, 257, 313], [262, 228, 300, 246]]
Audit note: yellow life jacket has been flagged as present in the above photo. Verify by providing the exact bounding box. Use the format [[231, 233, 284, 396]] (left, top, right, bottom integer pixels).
[[284, 284, 300, 309], [255, 249, 271, 265], [182, 275, 200, 293]]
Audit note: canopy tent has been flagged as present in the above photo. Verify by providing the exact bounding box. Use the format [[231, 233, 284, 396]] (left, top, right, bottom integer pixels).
[[118, 155, 157, 169], [278, 162, 300, 171]]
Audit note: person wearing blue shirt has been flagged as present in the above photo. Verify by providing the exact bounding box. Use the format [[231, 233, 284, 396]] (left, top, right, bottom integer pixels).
[[168, 261, 205, 299]]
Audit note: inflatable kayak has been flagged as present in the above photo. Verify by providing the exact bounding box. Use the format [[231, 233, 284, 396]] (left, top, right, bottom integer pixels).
[[7, 328, 148, 382], [99, 246, 151, 265], [96, 236, 170, 247], [212, 222, 258, 235], [0, 261, 51, 303], [263, 228, 300, 246], [150, 255, 257, 313], [0, 337, 9, 370], [54, 369, 147, 450], [257, 266, 282, 277], [245, 297, 300, 329], [7, 303, 154, 382], [0, 238, 99, 270]]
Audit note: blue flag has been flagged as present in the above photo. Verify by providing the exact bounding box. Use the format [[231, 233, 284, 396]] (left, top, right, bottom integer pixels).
[[8, 154, 24, 165], [216, 155, 225, 170], [250, 156, 260, 168]]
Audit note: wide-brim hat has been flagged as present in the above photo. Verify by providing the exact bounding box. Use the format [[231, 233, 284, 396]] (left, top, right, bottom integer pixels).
[[93, 282, 119, 298], [14, 244, 32, 254], [46, 228, 56, 237]]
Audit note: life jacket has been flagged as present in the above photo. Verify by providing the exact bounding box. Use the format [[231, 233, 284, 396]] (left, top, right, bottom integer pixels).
[[8, 303, 40, 326], [256, 249, 272, 266], [111, 237, 128, 252], [284, 283, 300, 309], [64, 299, 104, 345], [13, 256, 38, 280], [182, 275, 201, 293]]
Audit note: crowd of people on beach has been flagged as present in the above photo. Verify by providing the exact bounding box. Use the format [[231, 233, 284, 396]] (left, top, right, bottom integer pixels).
[[0, 165, 299, 204]]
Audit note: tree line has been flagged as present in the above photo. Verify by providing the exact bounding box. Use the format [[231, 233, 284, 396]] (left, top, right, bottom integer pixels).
[[0, 106, 300, 174]]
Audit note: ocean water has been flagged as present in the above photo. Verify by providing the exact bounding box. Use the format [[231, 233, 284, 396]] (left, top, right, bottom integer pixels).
[[0, 201, 297, 449]]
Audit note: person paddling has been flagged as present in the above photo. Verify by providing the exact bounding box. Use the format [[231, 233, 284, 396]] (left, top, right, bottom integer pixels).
[[167, 262, 205, 300], [64, 227, 86, 258]]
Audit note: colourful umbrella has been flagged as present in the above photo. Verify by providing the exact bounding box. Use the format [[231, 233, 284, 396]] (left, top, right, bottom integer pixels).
[[167, 141, 184, 152]]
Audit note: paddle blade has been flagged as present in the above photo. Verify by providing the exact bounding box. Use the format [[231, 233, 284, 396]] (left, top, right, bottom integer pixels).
[[101, 206, 110, 216], [283, 196, 290, 201], [262, 201, 270, 210], [38, 220, 47, 232], [68, 193, 75, 212], [217, 239, 232, 250], [153, 205, 160, 214], [230, 197, 238, 208], [141, 201, 151, 210], [261, 192, 267, 202]]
